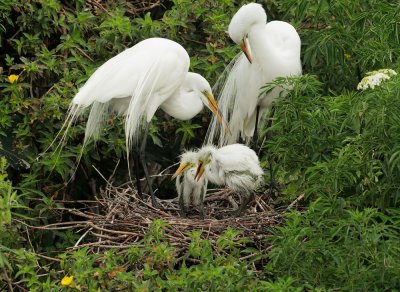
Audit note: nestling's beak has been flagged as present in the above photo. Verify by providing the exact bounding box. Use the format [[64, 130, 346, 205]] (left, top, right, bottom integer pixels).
[[195, 161, 206, 182], [202, 90, 232, 135], [240, 38, 253, 64], [171, 162, 189, 180]]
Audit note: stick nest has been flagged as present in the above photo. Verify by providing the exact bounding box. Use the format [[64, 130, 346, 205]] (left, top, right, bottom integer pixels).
[[60, 183, 300, 253]]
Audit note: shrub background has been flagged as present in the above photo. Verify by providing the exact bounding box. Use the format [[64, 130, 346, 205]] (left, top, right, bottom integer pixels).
[[1, 0, 400, 290]]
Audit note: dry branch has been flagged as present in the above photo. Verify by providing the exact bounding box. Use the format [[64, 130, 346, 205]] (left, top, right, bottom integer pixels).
[[18, 181, 289, 255]]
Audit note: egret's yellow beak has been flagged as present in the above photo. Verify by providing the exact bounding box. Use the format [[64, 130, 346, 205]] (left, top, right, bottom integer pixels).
[[240, 38, 253, 64], [195, 161, 206, 182], [172, 162, 189, 180], [202, 90, 232, 135]]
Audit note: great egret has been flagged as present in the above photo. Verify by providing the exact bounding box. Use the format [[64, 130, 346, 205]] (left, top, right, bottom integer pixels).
[[206, 3, 302, 146], [56, 37, 229, 206], [194, 144, 264, 216], [172, 150, 208, 218]]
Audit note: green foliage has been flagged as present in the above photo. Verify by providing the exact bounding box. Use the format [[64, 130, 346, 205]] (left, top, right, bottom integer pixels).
[[0, 157, 30, 227], [264, 73, 400, 209], [267, 198, 400, 290], [1, 0, 400, 290], [5, 220, 305, 291], [278, 0, 400, 92]]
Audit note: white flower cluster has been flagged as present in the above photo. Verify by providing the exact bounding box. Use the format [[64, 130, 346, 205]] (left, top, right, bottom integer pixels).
[[357, 69, 397, 90]]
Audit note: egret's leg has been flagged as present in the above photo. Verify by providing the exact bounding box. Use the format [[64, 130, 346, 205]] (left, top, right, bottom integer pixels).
[[132, 149, 143, 199], [263, 106, 278, 191], [199, 188, 205, 220], [235, 191, 254, 217], [252, 105, 260, 151], [178, 194, 187, 218], [139, 123, 158, 208]]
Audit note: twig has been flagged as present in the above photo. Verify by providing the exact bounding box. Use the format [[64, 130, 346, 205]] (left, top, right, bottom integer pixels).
[[89, 223, 139, 236], [74, 227, 92, 247], [76, 47, 94, 62], [34, 253, 61, 263], [92, 165, 112, 186], [14, 219, 89, 230], [1, 269, 13, 292], [286, 193, 305, 210], [108, 159, 120, 182]]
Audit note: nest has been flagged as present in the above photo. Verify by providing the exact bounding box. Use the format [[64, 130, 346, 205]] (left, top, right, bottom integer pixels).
[[55, 182, 303, 255]]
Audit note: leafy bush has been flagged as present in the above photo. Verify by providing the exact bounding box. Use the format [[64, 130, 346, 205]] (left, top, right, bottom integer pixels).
[[278, 0, 400, 92], [267, 198, 400, 290], [1, 0, 400, 290], [5, 220, 307, 291], [264, 72, 400, 209]]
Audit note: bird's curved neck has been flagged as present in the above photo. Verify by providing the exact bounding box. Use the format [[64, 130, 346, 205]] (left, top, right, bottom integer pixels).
[[248, 24, 275, 66], [160, 90, 203, 121]]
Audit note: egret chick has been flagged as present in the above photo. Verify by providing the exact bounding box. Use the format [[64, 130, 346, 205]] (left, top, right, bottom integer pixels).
[[195, 144, 264, 216], [52, 37, 230, 207], [172, 150, 208, 219], [206, 3, 302, 146]]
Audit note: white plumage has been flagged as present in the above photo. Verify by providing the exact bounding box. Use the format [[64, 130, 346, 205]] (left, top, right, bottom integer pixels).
[[51, 37, 229, 207], [56, 37, 227, 153], [173, 151, 208, 218], [206, 3, 302, 146], [195, 144, 264, 216]]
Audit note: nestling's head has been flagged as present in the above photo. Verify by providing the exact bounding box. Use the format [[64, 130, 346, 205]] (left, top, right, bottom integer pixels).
[[171, 150, 198, 179], [194, 145, 216, 181]]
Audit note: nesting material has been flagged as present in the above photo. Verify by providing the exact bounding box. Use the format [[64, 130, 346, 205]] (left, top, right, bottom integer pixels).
[[52, 183, 300, 254]]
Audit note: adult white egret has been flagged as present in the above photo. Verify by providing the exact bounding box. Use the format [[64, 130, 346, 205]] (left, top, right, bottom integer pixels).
[[172, 150, 208, 219], [206, 3, 302, 146], [56, 37, 230, 207], [194, 144, 264, 216]]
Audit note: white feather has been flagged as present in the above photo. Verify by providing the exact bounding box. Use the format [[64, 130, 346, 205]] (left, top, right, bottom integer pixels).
[[206, 3, 302, 146], [175, 151, 207, 209], [51, 38, 224, 159], [197, 144, 264, 193]]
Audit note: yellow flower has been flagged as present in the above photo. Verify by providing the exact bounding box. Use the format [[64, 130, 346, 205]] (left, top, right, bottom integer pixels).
[[344, 53, 351, 60], [7, 74, 19, 84], [61, 275, 74, 286]]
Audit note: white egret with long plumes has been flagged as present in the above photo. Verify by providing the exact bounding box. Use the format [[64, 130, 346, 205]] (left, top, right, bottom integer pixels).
[[194, 144, 264, 216], [206, 3, 302, 146], [172, 150, 208, 218], [54, 37, 230, 206]]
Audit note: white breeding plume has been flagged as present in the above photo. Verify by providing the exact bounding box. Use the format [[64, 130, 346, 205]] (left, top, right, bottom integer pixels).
[[206, 3, 302, 146], [172, 151, 208, 218], [58, 37, 228, 151], [50, 37, 230, 206]]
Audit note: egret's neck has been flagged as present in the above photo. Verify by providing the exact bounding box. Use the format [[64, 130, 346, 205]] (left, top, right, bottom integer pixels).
[[207, 152, 224, 185], [248, 24, 276, 68], [160, 90, 204, 121], [248, 22, 301, 78]]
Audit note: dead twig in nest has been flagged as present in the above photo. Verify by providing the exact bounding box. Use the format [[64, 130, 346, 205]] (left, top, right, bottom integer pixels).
[[37, 182, 285, 255], [19, 176, 298, 261]]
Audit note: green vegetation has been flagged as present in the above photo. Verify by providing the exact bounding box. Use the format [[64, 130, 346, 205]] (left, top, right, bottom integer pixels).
[[1, 0, 400, 290]]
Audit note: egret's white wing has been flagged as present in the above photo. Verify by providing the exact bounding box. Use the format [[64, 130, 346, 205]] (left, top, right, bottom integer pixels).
[[124, 39, 189, 149], [72, 38, 189, 107], [215, 144, 261, 173], [69, 38, 190, 148]]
